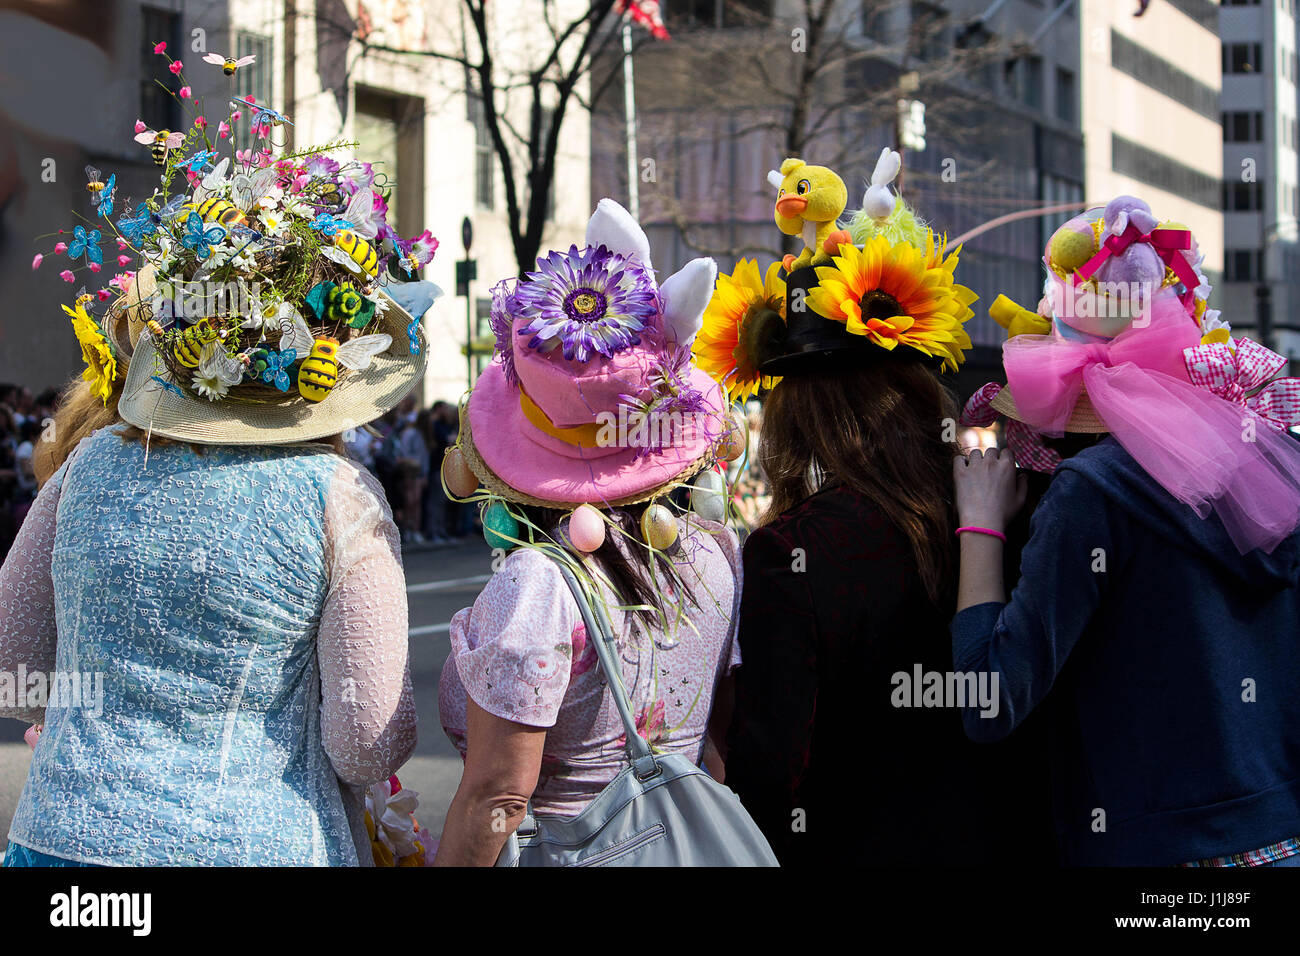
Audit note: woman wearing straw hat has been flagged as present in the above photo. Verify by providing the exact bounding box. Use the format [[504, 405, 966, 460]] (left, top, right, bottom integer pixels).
[[432, 200, 750, 865], [1, 148, 427, 864], [952, 196, 1300, 866]]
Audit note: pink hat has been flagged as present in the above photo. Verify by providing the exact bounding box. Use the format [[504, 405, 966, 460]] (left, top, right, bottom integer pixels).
[[460, 200, 726, 508]]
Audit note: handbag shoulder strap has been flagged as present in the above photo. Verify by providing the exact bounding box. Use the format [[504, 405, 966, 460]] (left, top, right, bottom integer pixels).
[[544, 549, 659, 780]]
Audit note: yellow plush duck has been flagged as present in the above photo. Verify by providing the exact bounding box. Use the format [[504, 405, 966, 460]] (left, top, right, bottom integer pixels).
[[768, 158, 850, 272]]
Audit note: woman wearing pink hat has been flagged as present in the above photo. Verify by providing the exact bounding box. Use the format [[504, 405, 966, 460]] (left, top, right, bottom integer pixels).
[[953, 197, 1300, 866], [432, 200, 763, 866]]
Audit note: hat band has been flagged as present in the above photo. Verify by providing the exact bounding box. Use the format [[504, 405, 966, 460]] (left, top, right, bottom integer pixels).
[[519, 387, 604, 448]]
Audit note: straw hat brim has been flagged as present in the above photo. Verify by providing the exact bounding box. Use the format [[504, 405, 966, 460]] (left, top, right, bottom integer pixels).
[[989, 385, 1109, 434], [118, 289, 426, 445]]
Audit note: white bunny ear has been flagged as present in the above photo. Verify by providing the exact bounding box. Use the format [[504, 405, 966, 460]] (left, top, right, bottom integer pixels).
[[660, 257, 717, 348], [870, 147, 901, 188], [766, 169, 784, 189], [586, 198, 652, 270]]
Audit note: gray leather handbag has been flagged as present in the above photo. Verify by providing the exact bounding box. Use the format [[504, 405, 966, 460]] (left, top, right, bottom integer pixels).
[[495, 557, 779, 867]]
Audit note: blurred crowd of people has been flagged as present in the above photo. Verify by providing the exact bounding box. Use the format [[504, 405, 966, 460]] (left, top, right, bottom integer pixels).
[[345, 396, 480, 547], [0, 384, 58, 562]]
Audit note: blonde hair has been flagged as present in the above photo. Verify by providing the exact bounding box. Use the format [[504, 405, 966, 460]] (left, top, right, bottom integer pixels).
[[34, 375, 125, 486]]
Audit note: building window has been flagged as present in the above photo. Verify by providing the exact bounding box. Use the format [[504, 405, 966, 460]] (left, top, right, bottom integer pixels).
[[1223, 181, 1264, 211], [1112, 133, 1221, 209], [1055, 68, 1075, 124], [1223, 43, 1263, 74], [140, 6, 182, 134], [1225, 249, 1262, 282], [232, 32, 272, 153], [1005, 56, 1043, 110], [1222, 110, 1264, 142], [910, 2, 950, 62], [1111, 30, 1218, 121], [469, 92, 494, 210]]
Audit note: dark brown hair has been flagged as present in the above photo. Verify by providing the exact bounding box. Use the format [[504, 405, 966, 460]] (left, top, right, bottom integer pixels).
[[757, 361, 960, 604], [515, 501, 697, 633]]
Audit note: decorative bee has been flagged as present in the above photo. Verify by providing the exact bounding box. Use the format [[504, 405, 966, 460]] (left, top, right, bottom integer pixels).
[[84, 166, 108, 195], [186, 196, 247, 228], [202, 52, 257, 76], [172, 319, 219, 368], [323, 229, 380, 279], [278, 308, 391, 403], [74, 286, 94, 310], [134, 127, 185, 166]]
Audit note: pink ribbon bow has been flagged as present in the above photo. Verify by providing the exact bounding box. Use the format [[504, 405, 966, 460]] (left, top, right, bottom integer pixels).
[[1075, 223, 1199, 296], [1185, 337, 1300, 430], [961, 383, 1062, 474], [1003, 294, 1300, 554]]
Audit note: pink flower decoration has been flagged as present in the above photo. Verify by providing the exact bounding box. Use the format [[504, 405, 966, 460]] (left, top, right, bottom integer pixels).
[[54, 242, 67, 254], [153, 41, 167, 54], [116, 238, 128, 251], [194, 116, 207, 129], [230, 110, 242, 122], [117, 255, 131, 267], [186, 171, 201, 186], [178, 85, 191, 100], [88, 262, 102, 273], [31, 254, 42, 270], [169, 60, 184, 75], [97, 289, 112, 302], [217, 121, 230, 139], [253, 122, 270, 139], [134, 119, 147, 134], [59, 270, 74, 283]]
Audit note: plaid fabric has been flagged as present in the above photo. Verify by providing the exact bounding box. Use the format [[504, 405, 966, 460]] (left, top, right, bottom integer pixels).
[[961, 383, 1062, 474], [1181, 835, 1300, 868], [1185, 338, 1300, 431]]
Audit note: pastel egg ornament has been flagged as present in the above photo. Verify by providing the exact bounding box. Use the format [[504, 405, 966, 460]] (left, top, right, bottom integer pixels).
[[716, 414, 746, 462], [568, 504, 607, 553], [690, 470, 727, 522], [441, 446, 478, 498], [482, 500, 521, 550], [640, 503, 679, 552]]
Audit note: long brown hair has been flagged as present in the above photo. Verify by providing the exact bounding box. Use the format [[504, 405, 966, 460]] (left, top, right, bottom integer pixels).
[[757, 361, 960, 603]]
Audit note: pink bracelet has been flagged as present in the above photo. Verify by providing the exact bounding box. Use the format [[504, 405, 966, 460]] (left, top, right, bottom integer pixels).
[[955, 526, 1006, 542]]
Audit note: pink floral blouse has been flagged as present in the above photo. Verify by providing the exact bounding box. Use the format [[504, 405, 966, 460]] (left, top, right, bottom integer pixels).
[[438, 518, 742, 817]]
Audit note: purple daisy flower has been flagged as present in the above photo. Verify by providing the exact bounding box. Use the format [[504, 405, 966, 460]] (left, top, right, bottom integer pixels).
[[514, 244, 659, 362], [488, 279, 519, 386]]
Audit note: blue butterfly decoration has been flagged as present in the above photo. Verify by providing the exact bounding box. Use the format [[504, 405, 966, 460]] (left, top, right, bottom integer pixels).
[[150, 375, 186, 398], [406, 319, 421, 356], [261, 349, 296, 391], [179, 150, 217, 174], [95, 174, 116, 218], [118, 203, 158, 244], [309, 213, 352, 237], [230, 96, 294, 129], [67, 225, 102, 265], [180, 211, 227, 259]]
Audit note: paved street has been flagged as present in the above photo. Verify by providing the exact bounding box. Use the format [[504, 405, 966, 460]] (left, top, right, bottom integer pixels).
[[0, 538, 494, 857]]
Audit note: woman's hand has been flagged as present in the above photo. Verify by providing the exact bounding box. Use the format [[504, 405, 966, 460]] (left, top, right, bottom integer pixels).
[[953, 446, 1028, 533]]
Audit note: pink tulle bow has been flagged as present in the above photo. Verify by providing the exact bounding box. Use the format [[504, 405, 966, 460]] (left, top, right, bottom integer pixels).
[[1004, 296, 1300, 553], [1185, 338, 1300, 431]]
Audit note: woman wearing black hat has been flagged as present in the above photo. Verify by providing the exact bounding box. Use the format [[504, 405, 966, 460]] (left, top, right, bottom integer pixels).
[[694, 155, 1056, 865]]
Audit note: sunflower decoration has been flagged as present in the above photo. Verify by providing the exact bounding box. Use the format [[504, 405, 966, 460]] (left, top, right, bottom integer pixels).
[[694, 259, 787, 402], [806, 232, 976, 373], [63, 302, 120, 404]]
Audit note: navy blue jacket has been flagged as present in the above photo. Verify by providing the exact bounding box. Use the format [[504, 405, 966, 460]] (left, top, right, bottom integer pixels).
[[952, 437, 1300, 865]]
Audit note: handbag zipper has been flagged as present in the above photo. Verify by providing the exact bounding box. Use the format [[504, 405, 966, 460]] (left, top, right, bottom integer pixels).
[[572, 823, 666, 867]]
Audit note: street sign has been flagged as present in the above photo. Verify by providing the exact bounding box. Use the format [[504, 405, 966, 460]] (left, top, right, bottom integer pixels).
[[456, 258, 477, 298], [461, 216, 473, 253]]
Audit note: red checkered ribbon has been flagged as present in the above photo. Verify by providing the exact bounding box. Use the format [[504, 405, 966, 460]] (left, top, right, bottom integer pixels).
[[961, 383, 1062, 474], [1185, 338, 1300, 431], [618, 0, 670, 39]]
